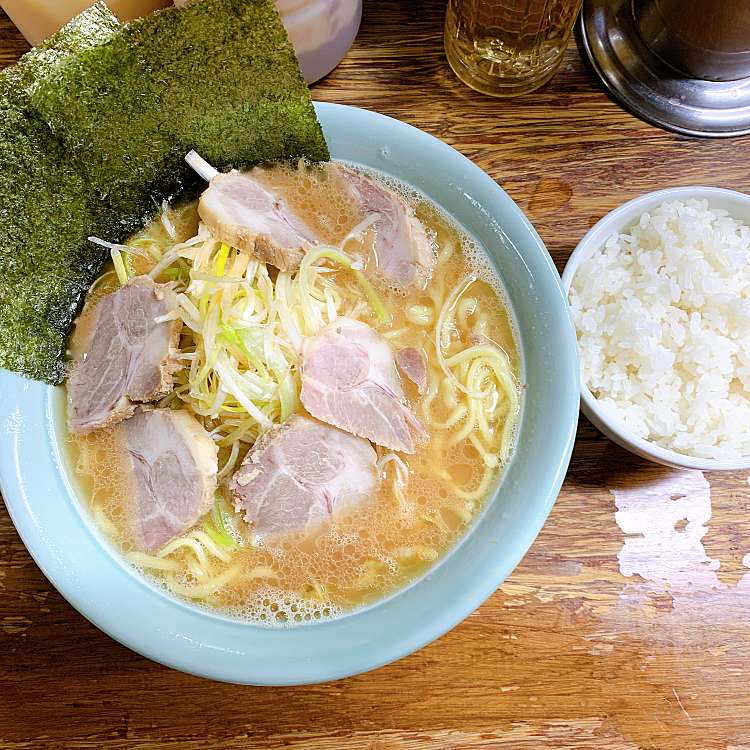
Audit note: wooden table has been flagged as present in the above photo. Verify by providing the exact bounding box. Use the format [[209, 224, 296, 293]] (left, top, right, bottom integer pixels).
[[2, 2, 749, 748]]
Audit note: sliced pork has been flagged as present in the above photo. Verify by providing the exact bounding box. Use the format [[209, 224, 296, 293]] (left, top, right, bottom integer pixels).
[[338, 166, 435, 292], [301, 318, 426, 453], [229, 416, 377, 537], [198, 170, 317, 271], [120, 409, 218, 552], [68, 276, 181, 434], [396, 347, 428, 395]]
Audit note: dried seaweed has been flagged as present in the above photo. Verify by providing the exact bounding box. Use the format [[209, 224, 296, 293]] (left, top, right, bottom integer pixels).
[[0, 4, 120, 383], [31, 0, 330, 237]]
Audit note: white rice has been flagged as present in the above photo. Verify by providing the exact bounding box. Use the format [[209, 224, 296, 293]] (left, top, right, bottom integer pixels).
[[569, 198, 750, 459]]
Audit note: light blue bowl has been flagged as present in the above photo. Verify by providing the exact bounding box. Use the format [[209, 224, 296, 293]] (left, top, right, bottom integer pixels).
[[0, 103, 579, 685]]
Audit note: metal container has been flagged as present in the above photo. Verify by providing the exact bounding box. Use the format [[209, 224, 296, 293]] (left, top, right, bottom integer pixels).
[[580, 0, 750, 137], [636, 0, 750, 82]]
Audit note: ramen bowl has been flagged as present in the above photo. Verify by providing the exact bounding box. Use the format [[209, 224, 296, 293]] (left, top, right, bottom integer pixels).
[[0, 103, 579, 685]]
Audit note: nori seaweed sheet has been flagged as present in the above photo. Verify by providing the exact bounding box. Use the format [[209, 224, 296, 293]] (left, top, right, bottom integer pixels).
[[2, 1, 120, 101], [31, 0, 330, 238], [0, 0, 328, 384], [0, 100, 103, 383], [0, 4, 121, 383]]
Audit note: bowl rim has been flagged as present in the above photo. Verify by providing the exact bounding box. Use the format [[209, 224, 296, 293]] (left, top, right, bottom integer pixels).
[[561, 185, 750, 472], [0, 101, 579, 684]]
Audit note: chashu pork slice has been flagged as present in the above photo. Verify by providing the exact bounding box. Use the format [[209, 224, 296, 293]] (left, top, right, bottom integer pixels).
[[229, 415, 377, 537], [120, 409, 218, 552], [338, 166, 435, 292], [301, 318, 426, 454], [68, 276, 182, 434], [198, 170, 317, 271]]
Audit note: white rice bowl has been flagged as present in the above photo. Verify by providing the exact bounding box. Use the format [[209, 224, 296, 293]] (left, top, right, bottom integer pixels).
[[569, 198, 750, 460]]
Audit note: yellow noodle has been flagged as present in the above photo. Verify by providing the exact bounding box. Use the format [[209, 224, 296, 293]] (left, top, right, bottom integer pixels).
[[422, 508, 450, 534], [127, 552, 181, 572], [435, 277, 489, 400], [428, 404, 468, 430], [467, 359, 494, 444], [382, 327, 409, 340], [448, 410, 477, 446], [444, 503, 473, 523], [188, 530, 234, 563], [453, 464, 495, 501], [92, 505, 117, 537], [468, 432, 499, 468], [396, 546, 438, 562], [436, 237, 455, 266], [406, 304, 433, 326], [457, 296, 477, 329], [157, 536, 210, 569], [440, 375, 459, 410], [166, 565, 241, 599]]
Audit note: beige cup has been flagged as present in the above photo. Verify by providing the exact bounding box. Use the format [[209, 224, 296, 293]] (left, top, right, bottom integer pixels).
[[0, 0, 172, 46]]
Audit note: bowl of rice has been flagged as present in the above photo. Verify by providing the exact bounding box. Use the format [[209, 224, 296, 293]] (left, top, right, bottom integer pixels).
[[562, 186, 750, 471]]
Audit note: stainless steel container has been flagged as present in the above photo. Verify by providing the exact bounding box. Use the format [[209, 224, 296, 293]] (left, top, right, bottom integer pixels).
[[636, 0, 750, 82], [580, 0, 750, 137]]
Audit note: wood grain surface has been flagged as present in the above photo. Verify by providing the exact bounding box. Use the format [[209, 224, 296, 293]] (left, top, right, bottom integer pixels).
[[2, 2, 750, 748]]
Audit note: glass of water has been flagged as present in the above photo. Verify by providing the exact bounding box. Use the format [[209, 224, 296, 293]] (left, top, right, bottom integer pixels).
[[444, 0, 583, 97]]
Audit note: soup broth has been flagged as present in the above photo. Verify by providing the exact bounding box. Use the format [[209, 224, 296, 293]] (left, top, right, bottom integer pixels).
[[66, 162, 520, 624]]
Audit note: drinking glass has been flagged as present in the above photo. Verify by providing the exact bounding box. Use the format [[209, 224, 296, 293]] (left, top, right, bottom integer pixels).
[[444, 0, 583, 97]]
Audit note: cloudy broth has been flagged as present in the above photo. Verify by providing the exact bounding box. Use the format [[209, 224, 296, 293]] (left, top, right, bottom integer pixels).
[[66, 163, 520, 624]]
